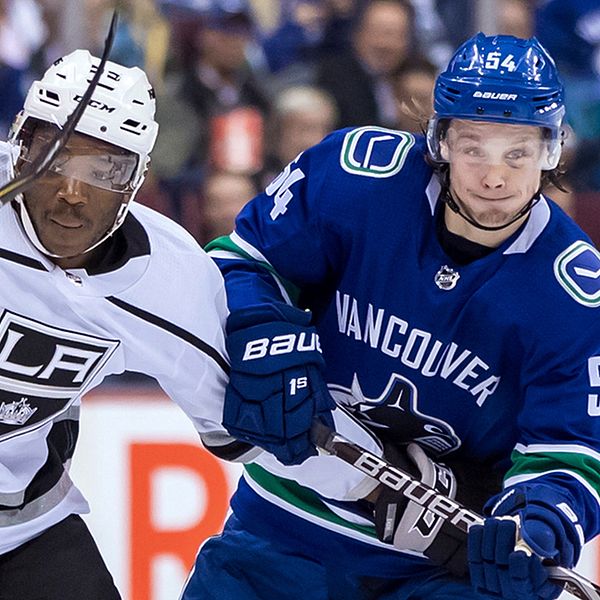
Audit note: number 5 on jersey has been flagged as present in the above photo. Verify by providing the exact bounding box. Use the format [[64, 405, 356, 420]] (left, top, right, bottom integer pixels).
[[588, 356, 600, 416]]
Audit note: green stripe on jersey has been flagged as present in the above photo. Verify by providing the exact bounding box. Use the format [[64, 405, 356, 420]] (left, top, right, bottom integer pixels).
[[205, 235, 251, 258], [245, 463, 377, 538], [206, 235, 300, 303], [506, 449, 600, 497]]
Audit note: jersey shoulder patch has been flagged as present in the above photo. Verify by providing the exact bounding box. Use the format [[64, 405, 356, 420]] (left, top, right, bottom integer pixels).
[[554, 240, 600, 307], [339, 126, 415, 178]]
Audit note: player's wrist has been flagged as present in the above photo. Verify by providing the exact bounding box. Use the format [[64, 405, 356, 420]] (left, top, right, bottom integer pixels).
[[226, 303, 312, 333]]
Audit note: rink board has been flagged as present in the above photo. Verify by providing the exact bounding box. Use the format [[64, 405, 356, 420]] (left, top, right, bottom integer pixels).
[[72, 387, 600, 600]]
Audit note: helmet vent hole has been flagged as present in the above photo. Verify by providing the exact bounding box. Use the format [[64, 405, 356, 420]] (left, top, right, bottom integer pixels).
[[476, 107, 484, 114], [39, 90, 60, 107], [441, 93, 457, 103], [100, 125, 107, 132], [121, 119, 144, 136]]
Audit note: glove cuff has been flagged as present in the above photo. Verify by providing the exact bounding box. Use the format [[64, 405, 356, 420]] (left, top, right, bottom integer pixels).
[[227, 303, 312, 333]]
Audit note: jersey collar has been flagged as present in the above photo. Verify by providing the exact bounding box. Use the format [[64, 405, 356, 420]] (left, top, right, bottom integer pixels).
[[425, 174, 551, 256]]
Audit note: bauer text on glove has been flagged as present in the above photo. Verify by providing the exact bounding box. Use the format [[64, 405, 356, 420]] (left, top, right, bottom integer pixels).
[[223, 304, 336, 465]]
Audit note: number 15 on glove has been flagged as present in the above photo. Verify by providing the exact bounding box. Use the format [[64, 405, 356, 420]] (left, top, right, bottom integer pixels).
[[223, 305, 336, 465]]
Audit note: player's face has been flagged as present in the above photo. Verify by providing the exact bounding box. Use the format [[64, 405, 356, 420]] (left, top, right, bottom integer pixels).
[[443, 120, 544, 243], [21, 129, 133, 267]]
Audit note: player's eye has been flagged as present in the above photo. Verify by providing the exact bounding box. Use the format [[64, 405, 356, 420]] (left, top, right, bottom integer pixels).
[[504, 145, 539, 167], [505, 149, 527, 160], [49, 155, 70, 172], [461, 145, 485, 158], [91, 157, 116, 181]]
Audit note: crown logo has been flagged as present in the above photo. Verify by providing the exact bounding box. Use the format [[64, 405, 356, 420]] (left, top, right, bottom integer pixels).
[[0, 398, 38, 425]]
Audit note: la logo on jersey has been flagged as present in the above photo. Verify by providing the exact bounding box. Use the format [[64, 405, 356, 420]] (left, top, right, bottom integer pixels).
[[554, 241, 600, 307], [0, 310, 119, 440]]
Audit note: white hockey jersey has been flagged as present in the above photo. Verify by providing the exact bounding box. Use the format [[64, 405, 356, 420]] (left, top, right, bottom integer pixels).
[[0, 201, 230, 553]]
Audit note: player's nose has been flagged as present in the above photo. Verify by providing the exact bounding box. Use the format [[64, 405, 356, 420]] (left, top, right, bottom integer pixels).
[[480, 164, 506, 189], [57, 176, 88, 204]]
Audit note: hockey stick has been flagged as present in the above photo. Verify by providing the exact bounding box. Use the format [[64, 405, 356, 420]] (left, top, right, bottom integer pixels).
[[310, 420, 600, 600], [0, 10, 118, 205]]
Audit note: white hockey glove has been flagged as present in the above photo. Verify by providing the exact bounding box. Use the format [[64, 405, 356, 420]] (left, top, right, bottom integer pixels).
[[372, 443, 469, 576]]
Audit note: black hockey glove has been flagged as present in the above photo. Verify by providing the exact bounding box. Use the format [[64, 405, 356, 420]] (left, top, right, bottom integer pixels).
[[372, 443, 470, 576], [223, 303, 336, 465]]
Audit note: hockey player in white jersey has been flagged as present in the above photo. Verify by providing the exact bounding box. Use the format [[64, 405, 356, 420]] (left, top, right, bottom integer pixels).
[[0, 51, 231, 599], [184, 33, 600, 600]]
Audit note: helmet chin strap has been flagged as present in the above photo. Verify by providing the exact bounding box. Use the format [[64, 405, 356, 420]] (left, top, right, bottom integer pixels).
[[15, 193, 133, 260], [13, 162, 146, 261], [439, 169, 542, 233]]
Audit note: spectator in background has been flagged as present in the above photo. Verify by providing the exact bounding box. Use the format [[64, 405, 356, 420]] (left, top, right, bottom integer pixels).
[[409, 0, 453, 68], [535, 0, 600, 244], [182, 0, 268, 127], [535, 0, 600, 193], [149, 0, 270, 225], [261, 0, 362, 76], [198, 169, 258, 244], [260, 84, 338, 188], [107, 0, 171, 89], [495, 0, 533, 39], [428, 0, 473, 54], [0, 0, 46, 134], [262, 0, 330, 74], [188, 84, 338, 247], [393, 55, 437, 133], [316, 0, 416, 128]]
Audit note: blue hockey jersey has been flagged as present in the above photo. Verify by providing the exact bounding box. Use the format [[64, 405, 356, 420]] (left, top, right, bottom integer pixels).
[[209, 127, 600, 574]]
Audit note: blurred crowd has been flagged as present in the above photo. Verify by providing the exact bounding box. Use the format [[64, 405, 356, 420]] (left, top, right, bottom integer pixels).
[[2, 0, 600, 247]]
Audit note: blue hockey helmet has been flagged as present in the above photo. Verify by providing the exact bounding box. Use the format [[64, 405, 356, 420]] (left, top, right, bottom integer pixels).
[[427, 32, 565, 169]]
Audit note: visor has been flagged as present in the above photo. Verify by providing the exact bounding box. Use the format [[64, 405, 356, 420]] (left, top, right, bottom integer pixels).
[[19, 126, 138, 193], [428, 118, 563, 171]]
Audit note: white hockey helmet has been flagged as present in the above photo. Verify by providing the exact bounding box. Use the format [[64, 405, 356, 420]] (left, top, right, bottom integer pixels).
[[10, 49, 159, 257]]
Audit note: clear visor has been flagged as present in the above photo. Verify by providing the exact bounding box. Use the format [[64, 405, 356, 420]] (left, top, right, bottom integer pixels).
[[20, 132, 138, 193], [428, 119, 563, 171]]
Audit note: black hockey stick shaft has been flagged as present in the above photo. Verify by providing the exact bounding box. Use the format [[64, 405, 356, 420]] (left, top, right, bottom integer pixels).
[[310, 420, 600, 600], [0, 10, 118, 205]]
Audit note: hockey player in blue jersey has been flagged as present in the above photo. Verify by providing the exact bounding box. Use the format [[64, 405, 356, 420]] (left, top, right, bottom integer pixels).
[[184, 33, 600, 600]]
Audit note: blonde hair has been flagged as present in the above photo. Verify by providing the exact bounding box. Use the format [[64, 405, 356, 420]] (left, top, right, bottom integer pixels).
[[274, 85, 338, 121]]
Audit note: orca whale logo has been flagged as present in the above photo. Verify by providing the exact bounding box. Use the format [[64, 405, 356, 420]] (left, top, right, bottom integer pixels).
[[347, 373, 461, 456]]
